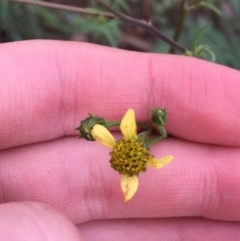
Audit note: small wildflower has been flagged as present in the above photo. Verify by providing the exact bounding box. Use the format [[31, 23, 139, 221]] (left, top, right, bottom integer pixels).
[[91, 109, 173, 202], [151, 107, 167, 127]]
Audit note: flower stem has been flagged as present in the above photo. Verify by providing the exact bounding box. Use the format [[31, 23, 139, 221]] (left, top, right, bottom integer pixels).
[[105, 121, 120, 128], [106, 121, 152, 134], [145, 135, 166, 149]]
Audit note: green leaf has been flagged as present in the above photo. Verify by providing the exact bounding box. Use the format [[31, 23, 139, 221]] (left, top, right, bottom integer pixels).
[[193, 44, 216, 62], [192, 22, 212, 52], [199, 2, 222, 15], [0, 0, 22, 40], [184, 49, 193, 57], [39, 10, 69, 34], [185, 1, 222, 15], [203, 48, 216, 62], [25, 5, 43, 38]]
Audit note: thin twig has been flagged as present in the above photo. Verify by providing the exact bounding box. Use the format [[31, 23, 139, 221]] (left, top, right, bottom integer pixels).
[[96, 0, 187, 53], [9, 0, 187, 53], [8, 0, 115, 19]]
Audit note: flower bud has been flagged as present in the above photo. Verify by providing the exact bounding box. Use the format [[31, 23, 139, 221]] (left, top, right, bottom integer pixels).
[[76, 114, 107, 141], [151, 108, 167, 127]]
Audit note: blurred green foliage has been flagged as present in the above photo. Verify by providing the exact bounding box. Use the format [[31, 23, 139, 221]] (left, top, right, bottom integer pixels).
[[0, 0, 71, 40], [0, 0, 239, 70], [153, 0, 240, 69]]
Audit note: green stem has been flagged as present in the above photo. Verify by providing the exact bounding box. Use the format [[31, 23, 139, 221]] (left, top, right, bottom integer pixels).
[[144, 123, 167, 148], [145, 135, 166, 148], [105, 121, 120, 128], [105, 121, 152, 133], [105, 120, 152, 143], [169, 0, 187, 54]]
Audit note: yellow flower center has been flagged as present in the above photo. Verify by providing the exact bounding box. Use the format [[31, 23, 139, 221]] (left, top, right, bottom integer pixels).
[[110, 138, 151, 176]]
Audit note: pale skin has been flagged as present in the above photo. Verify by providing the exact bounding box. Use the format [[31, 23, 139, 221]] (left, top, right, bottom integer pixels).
[[0, 40, 240, 240]]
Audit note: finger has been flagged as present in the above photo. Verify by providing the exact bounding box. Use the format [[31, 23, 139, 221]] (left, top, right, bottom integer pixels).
[[0, 137, 240, 223], [0, 41, 240, 150], [0, 202, 84, 241], [78, 218, 240, 241]]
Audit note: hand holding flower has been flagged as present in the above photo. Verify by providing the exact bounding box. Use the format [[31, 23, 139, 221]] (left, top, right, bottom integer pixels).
[[1, 40, 240, 240]]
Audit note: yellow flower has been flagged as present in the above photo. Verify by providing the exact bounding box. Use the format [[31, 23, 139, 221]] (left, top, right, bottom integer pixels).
[[91, 109, 173, 202]]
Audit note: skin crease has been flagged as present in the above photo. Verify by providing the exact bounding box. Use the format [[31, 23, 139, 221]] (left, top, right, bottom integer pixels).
[[0, 40, 240, 240]]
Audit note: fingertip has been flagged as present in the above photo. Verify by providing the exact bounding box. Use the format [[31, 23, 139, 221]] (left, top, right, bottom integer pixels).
[[0, 202, 85, 241]]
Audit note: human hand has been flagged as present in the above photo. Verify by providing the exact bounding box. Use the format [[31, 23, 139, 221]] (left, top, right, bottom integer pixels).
[[0, 40, 240, 240]]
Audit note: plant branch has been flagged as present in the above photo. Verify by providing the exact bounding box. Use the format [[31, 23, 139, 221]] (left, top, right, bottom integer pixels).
[[8, 0, 115, 18], [169, 0, 187, 53], [96, 0, 187, 53]]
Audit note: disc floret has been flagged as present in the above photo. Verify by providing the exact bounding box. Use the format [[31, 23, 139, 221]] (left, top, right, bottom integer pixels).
[[110, 137, 151, 176]]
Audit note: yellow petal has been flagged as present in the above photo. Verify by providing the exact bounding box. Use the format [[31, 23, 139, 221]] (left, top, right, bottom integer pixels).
[[147, 155, 173, 169], [121, 174, 139, 202], [91, 124, 116, 148], [120, 109, 137, 139]]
